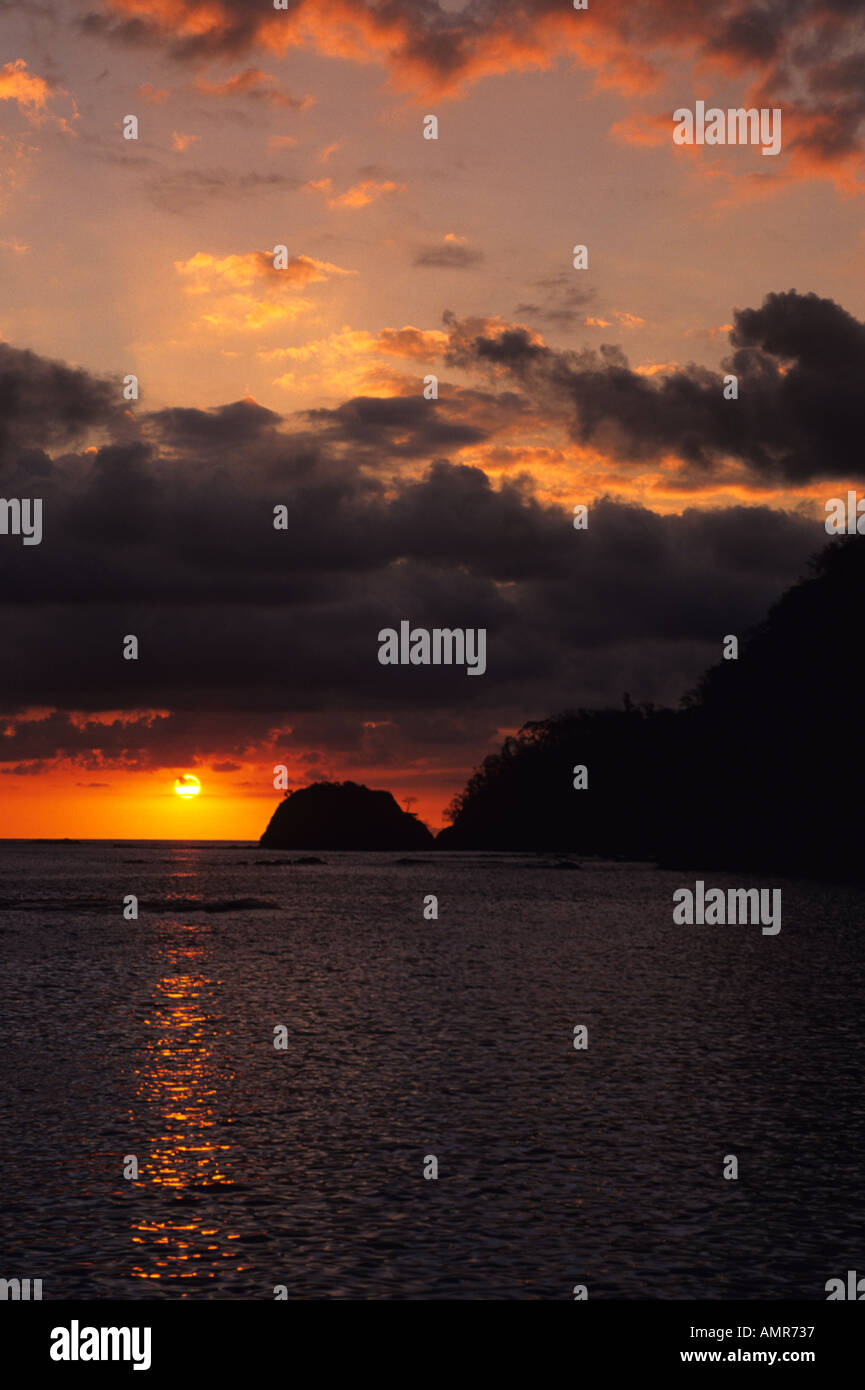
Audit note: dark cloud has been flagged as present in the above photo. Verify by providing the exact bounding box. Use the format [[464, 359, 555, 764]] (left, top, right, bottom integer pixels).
[[151, 399, 282, 450], [0, 331, 827, 778], [0, 343, 126, 478], [413, 242, 485, 270], [515, 272, 597, 327], [146, 167, 301, 214], [304, 394, 489, 458], [447, 290, 865, 486], [513, 301, 591, 328], [80, 0, 476, 68]]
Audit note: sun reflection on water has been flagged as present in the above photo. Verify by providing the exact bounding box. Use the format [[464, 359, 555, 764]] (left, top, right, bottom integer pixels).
[[128, 908, 244, 1290]]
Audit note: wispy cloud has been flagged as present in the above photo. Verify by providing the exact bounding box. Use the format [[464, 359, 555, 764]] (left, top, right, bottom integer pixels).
[[414, 236, 484, 269], [193, 67, 313, 109], [304, 175, 404, 209]]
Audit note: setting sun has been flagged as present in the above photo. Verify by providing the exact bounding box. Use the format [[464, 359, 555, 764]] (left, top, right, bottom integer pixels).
[[174, 775, 201, 799]]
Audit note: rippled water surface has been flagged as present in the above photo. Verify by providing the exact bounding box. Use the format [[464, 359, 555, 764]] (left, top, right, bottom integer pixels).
[[1, 842, 862, 1299]]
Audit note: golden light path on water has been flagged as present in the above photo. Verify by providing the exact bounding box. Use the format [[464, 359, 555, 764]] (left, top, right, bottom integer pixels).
[[128, 848, 246, 1290]]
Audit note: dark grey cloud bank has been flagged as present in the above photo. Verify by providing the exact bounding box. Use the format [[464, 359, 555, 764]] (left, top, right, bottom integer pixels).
[[0, 343, 126, 471], [446, 290, 865, 485], [0, 296, 838, 772]]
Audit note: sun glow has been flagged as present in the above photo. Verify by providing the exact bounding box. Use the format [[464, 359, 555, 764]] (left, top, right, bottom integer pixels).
[[174, 775, 201, 799]]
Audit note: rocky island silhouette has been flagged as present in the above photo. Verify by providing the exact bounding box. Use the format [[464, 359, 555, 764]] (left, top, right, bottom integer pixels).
[[259, 780, 435, 851]]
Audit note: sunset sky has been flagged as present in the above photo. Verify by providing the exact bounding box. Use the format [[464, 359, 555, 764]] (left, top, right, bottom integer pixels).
[[2, 0, 865, 837]]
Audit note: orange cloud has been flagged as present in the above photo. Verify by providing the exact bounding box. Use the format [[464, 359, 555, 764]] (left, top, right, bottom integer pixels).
[[66, 708, 172, 731], [776, 104, 865, 197], [634, 361, 679, 377], [174, 249, 350, 290], [0, 59, 51, 112], [98, 0, 663, 99], [261, 325, 447, 364], [615, 311, 646, 329], [261, 325, 447, 397], [136, 82, 171, 104], [173, 248, 354, 335], [610, 111, 670, 148], [171, 130, 198, 152], [616, 74, 865, 200], [304, 176, 405, 209], [203, 299, 313, 332], [0, 61, 76, 206], [375, 326, 449, 359], [88, 1, 865, 192], [193, 67, 313, 109], [0, 58, 74, 135]]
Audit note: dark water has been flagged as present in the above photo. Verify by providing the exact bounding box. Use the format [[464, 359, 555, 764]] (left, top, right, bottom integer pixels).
[[0, 842, 862, 1300]]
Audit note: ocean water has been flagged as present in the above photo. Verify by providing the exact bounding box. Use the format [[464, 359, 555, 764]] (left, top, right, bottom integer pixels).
[[0, 841, 862, 1301]]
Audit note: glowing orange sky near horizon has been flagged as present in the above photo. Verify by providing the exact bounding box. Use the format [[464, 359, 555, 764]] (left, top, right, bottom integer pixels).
[[0, 764, 456, 840]]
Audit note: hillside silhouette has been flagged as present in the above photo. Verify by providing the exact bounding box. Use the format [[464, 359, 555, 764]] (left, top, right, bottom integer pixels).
[[438, 535, 864, 876], [260, 780, 435, 850]]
